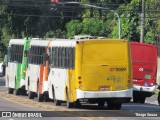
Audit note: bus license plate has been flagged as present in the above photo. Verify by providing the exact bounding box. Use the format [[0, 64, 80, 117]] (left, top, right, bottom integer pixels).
[[99, 86, 110, 91]]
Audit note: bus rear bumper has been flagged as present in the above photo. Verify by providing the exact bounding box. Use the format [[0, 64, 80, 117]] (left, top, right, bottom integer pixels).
[[133, 85, 156, 93], [76, 88, 132, 99]]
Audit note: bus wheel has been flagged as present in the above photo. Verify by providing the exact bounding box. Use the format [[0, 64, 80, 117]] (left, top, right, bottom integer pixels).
[[52, 88, 61, 106], [14, 88, 21, 95], [139, 97, 145, 104], [37, 85, 44, 102], [21, 89, 27, 96], [133, 96, 139, 103], [114, 103, 122, 110], [28, 90, 34, 99], [38, 93, 44, 102], [8, 88, 14, 94], [44, 95, 50, 102], [74, 101, 81, 108], [66, 91, 74, 108], [107, 102, 114, 110], [158, 92, 160, 106], [44, 92, 50, 102], [98, 100, 105, 107]]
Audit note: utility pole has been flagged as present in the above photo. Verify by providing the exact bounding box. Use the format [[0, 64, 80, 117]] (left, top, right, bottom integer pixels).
[[140, 0, 145, 43]]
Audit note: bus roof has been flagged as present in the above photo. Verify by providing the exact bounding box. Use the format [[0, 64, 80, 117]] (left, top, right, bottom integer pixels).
[[9, 39, 25, 46], [49, 39, 127, 47], [30, 39, 52, 46]]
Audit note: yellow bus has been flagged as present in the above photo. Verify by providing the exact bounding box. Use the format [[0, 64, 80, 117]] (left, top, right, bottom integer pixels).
[[48, 39, 132, 109]]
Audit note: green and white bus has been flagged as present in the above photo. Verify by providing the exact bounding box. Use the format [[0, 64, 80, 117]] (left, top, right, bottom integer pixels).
[[6, 38, 31, 95]]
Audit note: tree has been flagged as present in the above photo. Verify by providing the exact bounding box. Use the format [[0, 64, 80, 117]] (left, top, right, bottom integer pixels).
[[111, 0, 159, 44]]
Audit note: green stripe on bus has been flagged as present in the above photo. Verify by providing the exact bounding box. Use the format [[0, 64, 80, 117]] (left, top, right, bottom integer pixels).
[[16, 63, 21, 89]]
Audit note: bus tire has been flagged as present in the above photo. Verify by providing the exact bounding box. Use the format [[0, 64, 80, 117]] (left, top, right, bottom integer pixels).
[[98, 100, 105, 107], [14, 88, 21, 95], [158, 92, 160, 106], [139, 97, 145, 104], [107, 102, 114, 110], [133, 96, 139, 103], [8, 88, 14, 94], [37, 84, 44, 102], [74, 101, 81, 108], [21, 89, 27, 96], [52, 87, 61, 106], [44, 95, 50, 102], [38, 93, 44, 102], [44, 91, 50, 102], [114, 103, 122, 110], [66, 91, 74, 108], [28, 91, 34, 99]]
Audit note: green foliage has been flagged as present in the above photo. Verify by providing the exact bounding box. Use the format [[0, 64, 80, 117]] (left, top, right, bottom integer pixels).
[[144, 31, 156, 44], [111, 0, 159, 43], [45, 29, 66, 38], [66, 18, 111, 38], [66, 20, 83, 38], [82, 18, 108, 36]]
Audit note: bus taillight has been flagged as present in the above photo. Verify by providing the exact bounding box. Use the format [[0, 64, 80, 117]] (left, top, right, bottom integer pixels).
[[149, 83, 154, 87], [78, 81, 82, 84], [23, 70, 26, 76], [128, 80, 131, 83]]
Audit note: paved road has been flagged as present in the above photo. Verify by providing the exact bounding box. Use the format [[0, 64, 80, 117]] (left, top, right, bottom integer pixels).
[[0, 77, 160, 120]]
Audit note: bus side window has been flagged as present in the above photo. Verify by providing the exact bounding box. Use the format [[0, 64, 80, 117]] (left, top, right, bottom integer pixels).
[[13, 45, 16, 62], [29, 47, 32, 64], [54, 47, 58, 68], [48, 47, 51, 66], [51, 47, 55, 68], [27, 48, 30, 68], [59, 47, 62, 68], [41, 47, 45, 65], [37, 46, 39, 64], [62, 47, 65, 69], [36, 46, 39, 65], [72, 48, 75, 69], [32, 46, 35, 64], [19, 45, 22, 63], [69, 47, 73, 69], [65, 47, 69, 69], [39, 46, 42, 65], [17, 45, 19, 62], [68, 47, 75, 69]]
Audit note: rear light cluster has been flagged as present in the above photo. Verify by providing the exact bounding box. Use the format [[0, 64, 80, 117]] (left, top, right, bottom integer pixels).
[[78, 76, 82, 89], [148, 82, 155, 87], [23, 70, 26, 76], [127, 75, 132, 88]]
